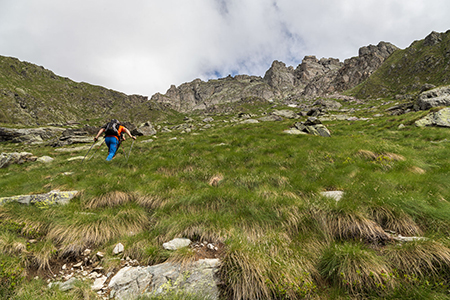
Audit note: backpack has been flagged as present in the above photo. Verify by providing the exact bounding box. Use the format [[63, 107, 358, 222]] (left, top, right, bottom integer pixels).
[[104, 120, 120, 137]]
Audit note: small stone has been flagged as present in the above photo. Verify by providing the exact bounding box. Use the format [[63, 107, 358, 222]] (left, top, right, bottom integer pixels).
[[73, 262, 83, 268], [83, 249, 92, 256], [61, 264, 67, 270], [96, 251, 105, 258], [163, 238, 192, 250], [113, 243, 124, 255]]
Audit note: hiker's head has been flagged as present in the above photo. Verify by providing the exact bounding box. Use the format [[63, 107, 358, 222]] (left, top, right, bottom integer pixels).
[[111, 119, 120, 124]]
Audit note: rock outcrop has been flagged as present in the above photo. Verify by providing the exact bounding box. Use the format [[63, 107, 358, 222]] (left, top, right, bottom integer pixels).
[[0, 152, 37, 168], [0, 126, 65, 144], [416, 85, 450, 110], [302, 42, 398, 96], [289, 117, 332, 137], [150, 41, 398, 114], [415, 107, 450, 127], [0, 190, 79, 205], [108, 259, 221, 300]]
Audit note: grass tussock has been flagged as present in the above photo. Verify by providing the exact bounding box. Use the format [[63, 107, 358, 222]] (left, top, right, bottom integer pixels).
[[384, 240, 450, 278], [47, 207, 149, 256], [311, 208, 390, 243], [221, 233, 319, 300], [84, 191, 133, 209], [371, 206, 423, 236], [27, 240, 57, 270], [0, 232, 27, 255], [319, 242, 394, 295]]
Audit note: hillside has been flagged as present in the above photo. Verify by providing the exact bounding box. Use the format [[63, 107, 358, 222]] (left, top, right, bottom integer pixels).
[[0, 56, 172, 126], [350, 30, 450, 99], [2, 31, 450, 300]]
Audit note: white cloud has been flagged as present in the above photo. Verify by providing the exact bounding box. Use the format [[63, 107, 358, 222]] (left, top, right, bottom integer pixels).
[[0, 0, 449, 96]]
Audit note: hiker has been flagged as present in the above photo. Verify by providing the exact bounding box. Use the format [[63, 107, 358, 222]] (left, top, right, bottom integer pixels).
[[94, 119, 136, 161]]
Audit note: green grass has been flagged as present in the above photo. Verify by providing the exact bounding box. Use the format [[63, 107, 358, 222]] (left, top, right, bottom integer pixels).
[[2, 108, 450, 299]]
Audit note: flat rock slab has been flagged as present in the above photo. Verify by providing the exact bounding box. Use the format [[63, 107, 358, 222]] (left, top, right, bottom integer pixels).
[[321, 191, 344, 201], [163, 238, 192, 250], [0, 190, 79, 205], [108, 258, 220, 300]]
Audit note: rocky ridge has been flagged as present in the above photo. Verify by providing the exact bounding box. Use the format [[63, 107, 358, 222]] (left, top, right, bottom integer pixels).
[[150, 42, 398, 114]]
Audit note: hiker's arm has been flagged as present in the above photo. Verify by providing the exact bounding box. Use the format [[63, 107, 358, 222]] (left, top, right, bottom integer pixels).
[[94, 128, 105, 141], [124, 128, 136, 140]]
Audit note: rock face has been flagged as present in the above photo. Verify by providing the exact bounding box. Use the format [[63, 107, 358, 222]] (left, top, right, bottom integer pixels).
[[150, 42, 398, 113], [302, 42, 398, 96], [108, 258, 220, 300], [151, 76, 276, 113], [416, 85, 450, 110], [0, 127, 65, 144]]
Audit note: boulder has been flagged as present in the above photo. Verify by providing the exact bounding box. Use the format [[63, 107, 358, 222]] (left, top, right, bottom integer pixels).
[[416, 85, 450, 110], [271, 109, 298, 119], [0, 190, 79, 205], [108, 259, 220, 300], [0, 152, 36, 168], [37, 156, 54, 163], [132, 122, 157, 136], [415, 107, 450, 127], [0, 127, 65, 143], [321, 191, 344, 201], [292, 117, 331, 137], [113, 243, 125, 255], [313, 99, 342, 110], [258, 115, 283, 122], [163, 238, 191, 250]]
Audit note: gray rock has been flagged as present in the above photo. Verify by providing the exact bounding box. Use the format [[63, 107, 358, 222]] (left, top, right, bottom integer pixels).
[[283, 129, 307, 135], [132, 122, 157, 136], [0, 190, 79, 205], [0, 152, 36, 168], [321, 191, 344, 201], [163, 238, 191, 250], [49, 277, 79, 292], [203, 117, 214, 123], [91, 275, 108, 291], [415, 107, 450, 127], [313, 99, 342, 110], [416, 85, 450, 110], [108, 259, 220, 300], [258, 115, 283, 122], [240, 119, 259, 124], [37, 156, 54, 163], [272, 109, 298, 119], [113, 243, 125, 255], [292, 119, 331, 137], [0, 127, 65, 143]]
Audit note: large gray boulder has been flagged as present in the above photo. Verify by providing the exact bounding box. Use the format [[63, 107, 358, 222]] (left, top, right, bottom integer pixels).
[[415, 107, 450, 127], [108, 258, 220, 300], [0, 127, 65, 144], [0, 190, 79, 205], [132, 121, 157, 136], [292, 117, 331, 137], [416, 85, 450, 110], [0, 152, 36, 168]]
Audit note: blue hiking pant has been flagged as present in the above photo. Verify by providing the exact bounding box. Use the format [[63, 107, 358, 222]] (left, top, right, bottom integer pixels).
[[105, 136, 119, 161]]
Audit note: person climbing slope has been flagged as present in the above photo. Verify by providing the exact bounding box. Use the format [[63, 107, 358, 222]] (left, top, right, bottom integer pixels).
[[94, 119, 136, 161]]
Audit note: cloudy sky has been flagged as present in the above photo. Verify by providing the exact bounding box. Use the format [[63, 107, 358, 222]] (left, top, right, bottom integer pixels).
[[1, 0, 449, 97]]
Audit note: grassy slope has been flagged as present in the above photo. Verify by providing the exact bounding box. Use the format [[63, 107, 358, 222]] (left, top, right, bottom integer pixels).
[[1, 102, 450, 299], [0, 56, 158, 126], [349, 30, 450, 99]]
